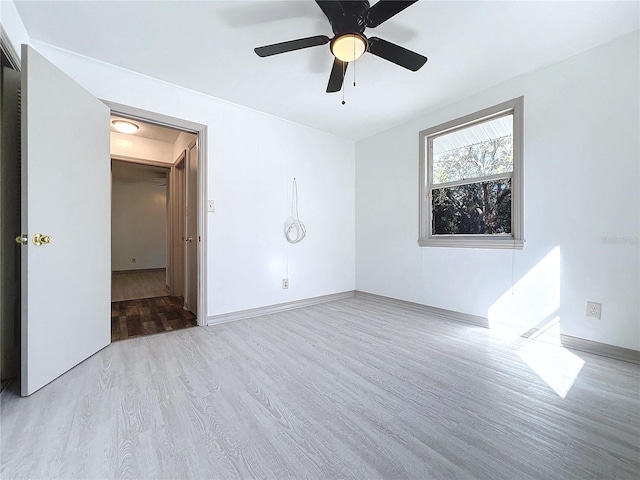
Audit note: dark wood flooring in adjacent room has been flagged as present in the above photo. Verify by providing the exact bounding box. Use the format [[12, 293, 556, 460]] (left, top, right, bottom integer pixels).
[[111, 296, 197, 342]]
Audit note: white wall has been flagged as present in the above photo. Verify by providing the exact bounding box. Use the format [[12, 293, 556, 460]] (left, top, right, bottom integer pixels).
[[356, 31, 640, 351], [110, 132, 174, 163], [112, 181, 167, 271], [30, 41, 355, 318]]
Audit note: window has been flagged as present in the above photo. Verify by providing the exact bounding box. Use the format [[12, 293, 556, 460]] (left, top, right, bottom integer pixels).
[[419, 97, 524, 249]]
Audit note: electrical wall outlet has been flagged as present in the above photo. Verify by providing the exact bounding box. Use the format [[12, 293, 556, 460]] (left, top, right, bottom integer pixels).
[[131, 258, 136, 264], [282, 279, 289, 289], [586, 301, 602, 319]]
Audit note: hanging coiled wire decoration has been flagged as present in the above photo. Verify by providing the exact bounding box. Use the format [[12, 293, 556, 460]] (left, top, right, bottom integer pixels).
[[285, 178, 306, 244]]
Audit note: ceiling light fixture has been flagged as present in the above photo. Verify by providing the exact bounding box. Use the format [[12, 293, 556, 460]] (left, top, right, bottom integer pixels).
[[112, 120, 139, 134], [331, 34, 367, 63]]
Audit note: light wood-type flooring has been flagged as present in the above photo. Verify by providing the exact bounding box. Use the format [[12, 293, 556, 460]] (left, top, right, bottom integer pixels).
[[1, 296, 639, 479], [112, 268, 169, 302]]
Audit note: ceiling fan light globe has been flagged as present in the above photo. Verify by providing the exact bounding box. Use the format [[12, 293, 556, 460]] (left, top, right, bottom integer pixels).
[[331, 34, 366, 63]]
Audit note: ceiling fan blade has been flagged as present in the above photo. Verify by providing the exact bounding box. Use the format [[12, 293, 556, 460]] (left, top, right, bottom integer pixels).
[[315, 1, 346, 23], [365, 0, 418, 28], [254, 35, 330, 57], [326, 58, 348, 93], [367, 37, 427, 71]]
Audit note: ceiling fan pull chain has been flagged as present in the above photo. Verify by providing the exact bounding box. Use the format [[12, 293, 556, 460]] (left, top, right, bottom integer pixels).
[[342, 61, 346, 105], [353, 38, 357, 87], [353, 59, 357, 87]]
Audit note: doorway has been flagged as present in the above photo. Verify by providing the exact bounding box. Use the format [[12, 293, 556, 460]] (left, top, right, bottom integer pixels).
[[109, 116, 199, 341], [16, 46, 209, 396]]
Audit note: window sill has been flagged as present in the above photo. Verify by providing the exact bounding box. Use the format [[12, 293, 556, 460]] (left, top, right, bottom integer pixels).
[[418, 236, 525, 250]]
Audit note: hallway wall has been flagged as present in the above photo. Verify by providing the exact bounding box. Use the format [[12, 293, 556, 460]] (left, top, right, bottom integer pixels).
[[112, 181, 167, 271]]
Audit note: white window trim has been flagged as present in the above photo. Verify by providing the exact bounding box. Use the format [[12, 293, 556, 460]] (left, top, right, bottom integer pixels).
[[418, 96, 525, 249]]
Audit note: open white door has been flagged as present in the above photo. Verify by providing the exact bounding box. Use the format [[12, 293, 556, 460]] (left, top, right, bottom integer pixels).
[[20, 45, 111, 396]]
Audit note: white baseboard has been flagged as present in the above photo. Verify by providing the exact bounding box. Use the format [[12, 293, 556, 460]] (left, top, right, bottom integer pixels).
[[354, 291, 640, 365], [559, 334, 640, 365], [112, 267, 165, 274], [354, 291, 488, 327], [207, 291, 356, 326]]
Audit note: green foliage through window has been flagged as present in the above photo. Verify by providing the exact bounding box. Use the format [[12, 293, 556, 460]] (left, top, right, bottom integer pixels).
[[432, 179, 511, 235]]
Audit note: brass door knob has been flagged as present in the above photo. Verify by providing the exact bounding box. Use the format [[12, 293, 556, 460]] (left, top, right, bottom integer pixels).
[[33, 233, 53, 246], [15, 234, 28, 245]]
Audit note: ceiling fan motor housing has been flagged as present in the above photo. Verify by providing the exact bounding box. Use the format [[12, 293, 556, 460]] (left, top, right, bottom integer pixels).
[[327, 1, 370, 36], [327, 1, 370, 61]]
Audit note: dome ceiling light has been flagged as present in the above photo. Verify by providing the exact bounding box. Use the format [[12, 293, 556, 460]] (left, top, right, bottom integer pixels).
[[111, 120, 139, 134]]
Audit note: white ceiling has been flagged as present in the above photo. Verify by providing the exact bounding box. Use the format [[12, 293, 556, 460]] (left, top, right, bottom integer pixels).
[[14, 1, 640, 141]]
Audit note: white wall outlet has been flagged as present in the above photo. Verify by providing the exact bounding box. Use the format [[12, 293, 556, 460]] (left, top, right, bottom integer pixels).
[[282, 279, 289, 289], [131, 258, 136, 264], [207, 200, 215, 213], [586, 301, 602, 319]]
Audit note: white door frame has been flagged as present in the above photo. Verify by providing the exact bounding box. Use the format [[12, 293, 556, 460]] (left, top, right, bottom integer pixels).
[[105, 101, 208, 326], [184, 138, 199, 316]]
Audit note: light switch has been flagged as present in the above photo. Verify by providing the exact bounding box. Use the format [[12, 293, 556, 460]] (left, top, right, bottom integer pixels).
[[207, 200, 215, 213]]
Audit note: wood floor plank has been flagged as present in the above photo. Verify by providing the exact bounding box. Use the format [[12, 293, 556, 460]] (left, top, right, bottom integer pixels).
[[111, 296, 196, 342], [118, 316, 128, 340], [2, 296, 639, 479], [158, 313, 173, 332]]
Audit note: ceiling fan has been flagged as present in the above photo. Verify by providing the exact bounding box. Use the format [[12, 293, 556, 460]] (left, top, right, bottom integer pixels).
[[254, 1, 427, 93]]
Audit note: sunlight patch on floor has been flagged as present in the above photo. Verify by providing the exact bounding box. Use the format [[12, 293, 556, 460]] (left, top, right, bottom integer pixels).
[[516, 318, 585, 398]]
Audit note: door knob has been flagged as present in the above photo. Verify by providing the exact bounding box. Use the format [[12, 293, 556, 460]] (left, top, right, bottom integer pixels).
[[33, 233, 53, 246], [185, 236, 193, 242], [15, 234, 28, 245]]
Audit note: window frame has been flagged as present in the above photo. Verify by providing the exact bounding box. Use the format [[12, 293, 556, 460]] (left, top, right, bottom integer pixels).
[[418, 96, 525, 249]]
